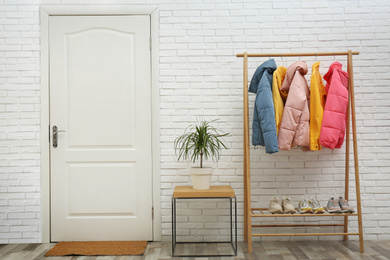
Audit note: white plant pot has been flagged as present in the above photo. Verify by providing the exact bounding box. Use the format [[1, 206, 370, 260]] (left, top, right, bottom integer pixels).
[[190, 167, 213, 190]]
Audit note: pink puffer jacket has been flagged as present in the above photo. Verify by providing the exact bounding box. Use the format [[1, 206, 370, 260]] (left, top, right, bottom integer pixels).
[[278, 61, 310, 150], [320, 62, 349, 149]]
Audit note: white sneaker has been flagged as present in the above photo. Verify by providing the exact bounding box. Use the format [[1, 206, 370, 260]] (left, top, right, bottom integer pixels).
[[339, 197, 355, 213], [268, 196, 283, 214], [310, 198, 326, 214], [327, 197, 342, 213], [282, 196, 296, 214], [298, 198, 313, 214]]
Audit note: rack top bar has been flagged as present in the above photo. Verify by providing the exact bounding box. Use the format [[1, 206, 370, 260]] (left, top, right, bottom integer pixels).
[[236, 51, 359, 58]]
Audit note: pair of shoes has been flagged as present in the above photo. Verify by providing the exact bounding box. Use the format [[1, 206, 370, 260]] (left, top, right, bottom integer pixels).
[[268, 196, 296, 214], [298, 198, 326, 214], [327, 197, 355, 213]]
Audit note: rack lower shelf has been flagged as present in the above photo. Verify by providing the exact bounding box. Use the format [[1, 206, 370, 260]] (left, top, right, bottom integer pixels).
[[252, 208, 358, 217], [252, 233, 360, 237], [251, 208, 360, 238]]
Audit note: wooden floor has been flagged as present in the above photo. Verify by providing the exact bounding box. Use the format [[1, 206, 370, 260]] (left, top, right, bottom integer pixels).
[[0, 240, 389, 260]]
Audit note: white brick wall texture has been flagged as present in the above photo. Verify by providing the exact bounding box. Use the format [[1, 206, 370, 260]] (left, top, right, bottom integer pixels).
[[0, 0, 389, 243]]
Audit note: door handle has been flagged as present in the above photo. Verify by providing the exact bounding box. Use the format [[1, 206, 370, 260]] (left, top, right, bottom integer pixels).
[[53, 125, 66, 148]]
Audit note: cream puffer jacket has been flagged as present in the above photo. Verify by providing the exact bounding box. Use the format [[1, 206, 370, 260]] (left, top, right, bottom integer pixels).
[[278, 61, 310, 150]]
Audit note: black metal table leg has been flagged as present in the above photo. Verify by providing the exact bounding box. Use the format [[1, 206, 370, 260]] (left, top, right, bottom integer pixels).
[[172, 198, 177, 256], [230, 197, 233, 249], [235, 196, 237, 255]]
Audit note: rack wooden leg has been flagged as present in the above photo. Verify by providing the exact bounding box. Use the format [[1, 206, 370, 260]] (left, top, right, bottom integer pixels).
[[244, 173, 247, 242], [246, 175, 252, 253], [248, 211, 252, 254], [243, 146, 247, 243], [344, 61, 352, 241], [343, 78, 351, 241], [243, 52, 249, 243], [348, 50, 364, 253], [243, 52, 252, 253]]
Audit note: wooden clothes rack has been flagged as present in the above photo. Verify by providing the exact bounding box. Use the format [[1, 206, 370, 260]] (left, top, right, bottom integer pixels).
[[236, 50, 364, 253]]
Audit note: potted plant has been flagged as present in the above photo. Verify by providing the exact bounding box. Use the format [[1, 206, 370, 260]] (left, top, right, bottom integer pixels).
[[174, 119, 229, 190]]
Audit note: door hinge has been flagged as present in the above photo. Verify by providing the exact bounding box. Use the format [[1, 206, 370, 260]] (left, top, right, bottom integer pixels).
[[49, 125, 51, 143], [152, 206, 154, 219], [149, 37, 152, 50]]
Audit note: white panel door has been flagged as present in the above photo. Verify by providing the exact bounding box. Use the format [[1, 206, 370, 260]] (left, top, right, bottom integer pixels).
[[49, 16, 152, 241]]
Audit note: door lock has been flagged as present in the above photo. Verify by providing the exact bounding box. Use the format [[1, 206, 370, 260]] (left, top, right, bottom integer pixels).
[[52, 125, 66, 148]]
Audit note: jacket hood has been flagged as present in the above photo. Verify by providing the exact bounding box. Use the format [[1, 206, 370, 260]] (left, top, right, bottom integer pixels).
[[249, 59, 277, 93], [312, 61, 320, 70], [323, 61, 348, 92], [274, 66, 287, 101], [280, 61, 308, 94]]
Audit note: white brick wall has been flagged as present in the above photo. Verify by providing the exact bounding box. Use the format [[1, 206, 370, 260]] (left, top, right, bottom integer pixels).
[[0, 0, 389, 243]]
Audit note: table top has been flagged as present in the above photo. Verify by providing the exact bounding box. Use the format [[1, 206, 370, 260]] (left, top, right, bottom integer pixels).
[[173, 185, 235, 198]]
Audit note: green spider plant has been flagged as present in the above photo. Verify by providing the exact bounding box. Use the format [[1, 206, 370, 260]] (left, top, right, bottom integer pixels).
[[174, 120, 229, 168]]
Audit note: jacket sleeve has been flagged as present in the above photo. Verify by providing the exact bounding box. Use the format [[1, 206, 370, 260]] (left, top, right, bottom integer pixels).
[[309, 71, 325, 151], [251, 103, 264, 146], [255, 73, 279, 154], [335, 70, 349, 148]]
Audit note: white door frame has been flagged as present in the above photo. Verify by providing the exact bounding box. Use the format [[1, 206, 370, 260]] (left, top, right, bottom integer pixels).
[[40, 5, 160, 243]]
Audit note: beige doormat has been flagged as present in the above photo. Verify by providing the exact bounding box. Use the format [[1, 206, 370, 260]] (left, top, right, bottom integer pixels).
[[45, 241, 147, 256]]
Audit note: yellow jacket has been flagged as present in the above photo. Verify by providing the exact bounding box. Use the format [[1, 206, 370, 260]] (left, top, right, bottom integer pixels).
[[310, 62, 327, 150], [272, 66, 287, 135]]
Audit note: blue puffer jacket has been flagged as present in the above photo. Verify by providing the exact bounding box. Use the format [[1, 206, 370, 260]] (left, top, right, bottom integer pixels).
[[248, 59, 279, 154]]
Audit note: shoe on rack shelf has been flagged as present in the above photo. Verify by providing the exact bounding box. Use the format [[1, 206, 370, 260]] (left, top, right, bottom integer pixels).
[[310, 198, 326, 214], [282, 196, 296, 214], [268, 196, 283, 214], [298, 198, 313, 214], [339, 196, 355, 213], [327, 197, 343, 213]]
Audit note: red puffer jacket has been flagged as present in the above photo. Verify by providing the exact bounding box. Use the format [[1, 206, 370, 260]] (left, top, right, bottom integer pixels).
[[320, 62, 349, 149]]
